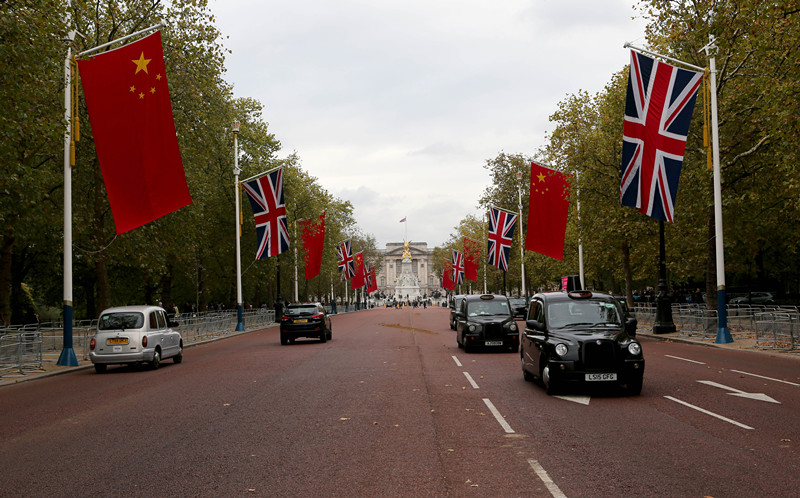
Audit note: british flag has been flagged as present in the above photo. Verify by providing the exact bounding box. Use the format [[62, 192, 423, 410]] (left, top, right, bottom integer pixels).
[[336, 240, 356, 279], [451, 250, 465, 285], [620, 50, 703, 222], [487, 206, 517, 271], [242, 167, 289, 259]]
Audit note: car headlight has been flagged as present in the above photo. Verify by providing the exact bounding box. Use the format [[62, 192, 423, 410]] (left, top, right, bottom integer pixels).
[[468, 324, 477, 333], [555, 343, 568, 357], [508, 322, 518, 332], [627, 342, 642, 355]]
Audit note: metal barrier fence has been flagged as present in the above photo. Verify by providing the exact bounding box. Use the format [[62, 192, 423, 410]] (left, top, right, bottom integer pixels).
[[1, 308, 276, 379], [632, 303, 799, 352]]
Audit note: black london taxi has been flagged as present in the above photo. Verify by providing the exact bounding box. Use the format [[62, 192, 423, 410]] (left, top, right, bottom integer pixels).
[[456, 294, 518, 352], [520, 290, 644, 395]]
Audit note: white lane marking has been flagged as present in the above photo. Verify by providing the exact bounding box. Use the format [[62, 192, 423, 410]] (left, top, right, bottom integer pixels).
[[664, 396, 754, 430], [463, 371, 479, 389], [482, 398, 514, 433], [451, 355, 462, 367], [731, 369, 800, 387], [665, 354, 706, 364], [697, 380, 780, 404], [554, 395, 591, 405], [528, 459, 567, 498]]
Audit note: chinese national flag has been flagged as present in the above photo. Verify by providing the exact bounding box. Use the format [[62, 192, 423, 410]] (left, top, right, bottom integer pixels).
[[463, 237, 479, 281], [299, 212, 325, 280], [526, 162, 570, 260], [442, 260, 455, 291], [77, 31, 192, 234], [351, 252, 366, 289]]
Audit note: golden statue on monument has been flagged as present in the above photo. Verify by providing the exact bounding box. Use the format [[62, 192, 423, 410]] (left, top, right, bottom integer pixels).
[[402, 240, 412, 261]]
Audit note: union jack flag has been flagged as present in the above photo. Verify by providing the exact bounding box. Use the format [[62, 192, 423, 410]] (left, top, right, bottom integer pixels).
[[451, 250, 465, 285], [336, 240, 356, 279], [242, 168, 289, 259], [620, 50, 703, 222], [487, 206, 517, 271]]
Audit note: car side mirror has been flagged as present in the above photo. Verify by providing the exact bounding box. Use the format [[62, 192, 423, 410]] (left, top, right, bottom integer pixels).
[[625, 317, 637, 337], [168, 320, 180, 328], [526, 319, 545, 332]]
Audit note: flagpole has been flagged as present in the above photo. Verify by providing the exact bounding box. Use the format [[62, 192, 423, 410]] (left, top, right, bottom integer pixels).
[[293, 204, 298, 302], [702, 35, 732, 343], [241, 165, 283, 184], [58, 18, 169, 366], [483, 213, 487, 294], [576, 170, 585, 289], [58, 22, 78, 366], [516, 172, 526, 297], [232, 121, 245, 331]]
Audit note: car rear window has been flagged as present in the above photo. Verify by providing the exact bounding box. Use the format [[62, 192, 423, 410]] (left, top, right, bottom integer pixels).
[[99, 312, 144, 330], [286, 306, 318, 315]]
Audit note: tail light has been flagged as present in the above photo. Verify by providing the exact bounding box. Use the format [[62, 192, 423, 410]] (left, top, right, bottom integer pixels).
[[281, 316, 290, 321], [312, 313, 323, 320], [142, 335, 148, 347], [90, 338, 96, 351]]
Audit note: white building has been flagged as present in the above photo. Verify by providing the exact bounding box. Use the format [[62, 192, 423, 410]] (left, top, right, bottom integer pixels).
[[376, 241, 440, 299]]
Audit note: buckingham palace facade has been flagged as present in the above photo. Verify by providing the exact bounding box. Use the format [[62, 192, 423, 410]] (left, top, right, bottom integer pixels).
[[376, 241, 440, 298]]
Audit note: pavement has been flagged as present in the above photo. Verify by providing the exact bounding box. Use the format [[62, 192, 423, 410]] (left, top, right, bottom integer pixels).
[[2, 324, 797, 388]]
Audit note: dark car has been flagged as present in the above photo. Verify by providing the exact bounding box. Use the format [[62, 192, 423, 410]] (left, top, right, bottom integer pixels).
[[280, 302, 332, 345], [449, 294, 466, 330], [508, 297, 528, 319], [521, 290, 644, 395], [456, 294, 518, 352]]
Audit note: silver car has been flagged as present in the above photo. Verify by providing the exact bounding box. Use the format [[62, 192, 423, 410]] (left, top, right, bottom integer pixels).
[[89, 305, 183, 373]]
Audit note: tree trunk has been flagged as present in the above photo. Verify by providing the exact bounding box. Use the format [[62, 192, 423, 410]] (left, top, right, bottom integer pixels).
[[622, 239, 634, 306], [160, 261, 173, 310], [0, 229, 13, 326], [93, 158, 111, 312]]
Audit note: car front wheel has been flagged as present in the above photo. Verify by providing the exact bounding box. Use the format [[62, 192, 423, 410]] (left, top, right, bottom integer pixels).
[[150, 349, 160, 370], [522, 356, 534, 382], [542, 364, 559, 395], [173, 344, 183, 364]]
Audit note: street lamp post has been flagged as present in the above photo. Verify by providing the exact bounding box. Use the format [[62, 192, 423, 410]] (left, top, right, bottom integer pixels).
[[233, 120, 245, 331], [516, 172, 526, 298]]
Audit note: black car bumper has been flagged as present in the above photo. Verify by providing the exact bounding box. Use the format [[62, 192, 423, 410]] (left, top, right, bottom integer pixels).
[[280, 323, 325, 339], [546, 358, 645, 385]]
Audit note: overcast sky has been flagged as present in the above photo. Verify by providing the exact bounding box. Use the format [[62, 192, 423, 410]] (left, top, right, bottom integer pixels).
[[209, 0, 648, 248]]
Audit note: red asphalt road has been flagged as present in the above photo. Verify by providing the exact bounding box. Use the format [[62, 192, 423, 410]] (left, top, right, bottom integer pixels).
[[1, 307, 798, 496]]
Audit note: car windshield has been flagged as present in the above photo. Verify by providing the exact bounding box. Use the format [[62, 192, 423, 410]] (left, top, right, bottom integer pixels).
[[547, 301, 621, 329], [467, 300, 510, 316], [99, 312, 144, 330], [286, 306, 318, 315], [510, 299, 526, 306]]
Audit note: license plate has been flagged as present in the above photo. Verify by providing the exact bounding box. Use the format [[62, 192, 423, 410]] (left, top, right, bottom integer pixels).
[[107, 338, 128, 345], [585, 373, 617, 381], [485, 341, 503, 346], [294, 319, 308, 323]]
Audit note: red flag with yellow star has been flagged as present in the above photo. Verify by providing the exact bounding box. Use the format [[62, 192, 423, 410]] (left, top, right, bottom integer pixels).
[[77, 31, 191, 234], [526, 162, 570, 260]]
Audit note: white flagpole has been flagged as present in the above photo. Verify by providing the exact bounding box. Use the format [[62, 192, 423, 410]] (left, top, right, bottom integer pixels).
[[702, 35, 732, 343], [58, 22, 78, 366], [233, 121, 244, 331], [576, 170, 585, 290], [516, 173, 526, 297]]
